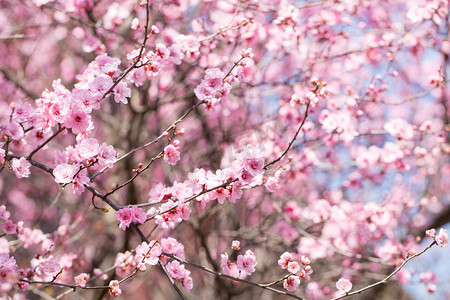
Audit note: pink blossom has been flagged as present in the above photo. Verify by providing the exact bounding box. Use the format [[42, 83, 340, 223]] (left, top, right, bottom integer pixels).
[[97, 143, 116, 168], [221, 253, 231, 275], [130, 206, 146, 224], [116, 207, 133, 230], [11, 100, 34, 123], [384, 118, 414, 140], [89, 74, 114, 98], [10, 157, 31, 178], [0, 206, 10, 221], [135, 241, 161, 266], [435, 228, 448, 247], [76, 138, 100, 160], [109, 280, 122, 297], [283, 275, 300, 292], [284, 201, 302, 221], [287, 261, 301, 274], [0, 149, 5, 161], [113, 81, 131, 104], [165, 260, 188, 280], [161, 237, 185, 259], [53, 163, 78, 184], [265, 176, 279, 192], [74, 273, 90, 287], [164, 144, 181, 165], [231, 240, 240, 251], [236, 249, 257, 275], [5, 122, 24, 141], [425, 228, 436, 237], [0, 254, 18, 292], [183, 275, 193, 291], [336, 278, 352, 293], [2, 220, 16, 234], [72, 88, 100, 113], [41, 259, 61, 277], [278, 252, 293, 269], [64, 108, 92, 134]]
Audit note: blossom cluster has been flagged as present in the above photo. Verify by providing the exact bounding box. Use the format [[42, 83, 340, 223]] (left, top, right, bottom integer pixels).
[[426, 228, 449, 247], [114, 237, 192, 291], [116, 206, 147, 230], [221, 242, 257, 277], [278, 252, 313, 292], [148, 145, 264, 230]]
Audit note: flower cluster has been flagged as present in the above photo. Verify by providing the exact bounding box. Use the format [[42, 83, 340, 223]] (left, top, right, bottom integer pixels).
[[221, 242, 257, 278], [149, 145, 264, 230], [109, 280, 122, 297], [116, 206, 147, 230], [164, 141, 181, 166], [74, 273, 90, 288], [194, 68, 230, 109], [426, 228, 449, 247], [0, 254, 18, 294], [278, 252, 313, 292]]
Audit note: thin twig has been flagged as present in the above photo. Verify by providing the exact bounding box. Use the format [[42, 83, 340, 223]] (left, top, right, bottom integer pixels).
[[330, 241, 437, 300]]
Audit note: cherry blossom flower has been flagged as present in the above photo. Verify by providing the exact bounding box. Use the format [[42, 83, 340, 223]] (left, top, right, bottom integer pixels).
[[2, 220, 16, 234], [113, 82, 131, 104], [278, 252, 293, 269], [53, 163, 78, 184], [164, 144, 181, 165], [10, 157, 31, 178], [435, 228, 448, 247], [116, 207, 133, 230], [284, 275, 300, 292], [384, 118, 414, 140], [109, 280, 122, 297], [336, 278, 352, 294], [221, 253, 231, 275], [236, 249, 257, 275], [231, 240, 240, 251], [135, 240, 161, 266]]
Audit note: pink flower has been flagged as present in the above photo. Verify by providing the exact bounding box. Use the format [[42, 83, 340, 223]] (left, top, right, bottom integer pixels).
[[287, 261, 301, 274], [113, 82, 131, 104], [283, 275, 300, 292], [64, 108, 92, 134], [425, 228, 436, 237], [0, 149, 5, 161], [161, 237, 185, 259], [183, 275, 193, 291], [11, 157, 31, 178], [131, 206, 146, 224], [76, 138, 100, 160], [5, 122, 24, 141], [236, 249, 257, 275], [98, 143, 116, 168], [278, 252, 292, 269], [135, 241, 161, 266], [0, 206, 10, 221], [89, 74, 113, 98], [53, 163, 78, 184], [231, 240, 240, 251], [109, 280, 122, 297], [435, 228, 448, 247], [41, 259, 61, 277], [165, 260, 189, 280], [221, 253, 231, 275], [336, 278, 352, 294], [384, 118, 414, 140], [74, 273, 90, 287], [164, 144, 181, 165], [116, 207, 133, 230], [1, 220, 16, 234]]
